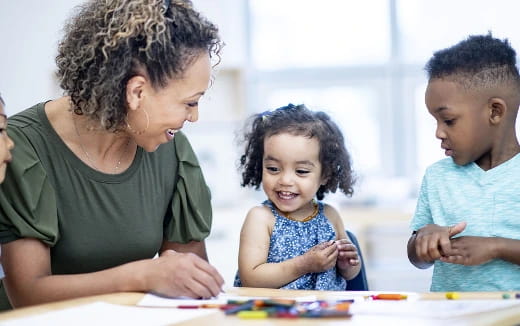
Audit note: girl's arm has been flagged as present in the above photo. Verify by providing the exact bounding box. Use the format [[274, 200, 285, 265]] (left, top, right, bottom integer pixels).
[[324, 205, 361, 280], [2, 238, 223, 308], [237, 206, 337, 288]]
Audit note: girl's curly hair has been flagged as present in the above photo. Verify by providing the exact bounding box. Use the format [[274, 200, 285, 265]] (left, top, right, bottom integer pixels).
[[56, 0, 222, 130], [239, 104, 355, 200]]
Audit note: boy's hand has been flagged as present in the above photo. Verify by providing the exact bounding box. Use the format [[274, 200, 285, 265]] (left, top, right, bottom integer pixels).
[[414, 221, 466, 262], [440, 236, 497, 265], [302, 240, 338, 273], [335, 239, 360, 271]]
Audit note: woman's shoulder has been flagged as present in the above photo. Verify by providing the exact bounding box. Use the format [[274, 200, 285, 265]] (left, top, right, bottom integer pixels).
[[8, 102, 46, 129]]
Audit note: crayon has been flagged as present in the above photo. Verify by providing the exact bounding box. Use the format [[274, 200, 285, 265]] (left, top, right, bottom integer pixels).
[[275, 311, 299, 318], [502, 293, 511, 299], [224, 301, 254, 315], [237, 310, 268, 319], [304, 309, 352, 318], [335, 302, 351, 311], [370, 294, 408, 300], [261, 298, 296, 307], [201, 303, 224, 308], [227, 299, 250, 305], [177, 305, 199, 309], [446, 292, 460, 300]]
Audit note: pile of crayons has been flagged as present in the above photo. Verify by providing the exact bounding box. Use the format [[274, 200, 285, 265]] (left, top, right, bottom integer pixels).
[[220, 298, 352, 319]]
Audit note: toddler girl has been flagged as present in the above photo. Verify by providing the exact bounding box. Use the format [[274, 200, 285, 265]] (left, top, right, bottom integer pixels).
[[234, 103, 360, 290]]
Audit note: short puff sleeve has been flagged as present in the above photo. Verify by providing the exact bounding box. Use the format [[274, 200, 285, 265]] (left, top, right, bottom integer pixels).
[[0, 127, 58, 246], [164, 132, 212, 243]]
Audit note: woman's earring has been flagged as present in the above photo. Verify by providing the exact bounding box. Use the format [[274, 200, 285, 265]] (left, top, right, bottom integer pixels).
[[126, 107, 150, 135]]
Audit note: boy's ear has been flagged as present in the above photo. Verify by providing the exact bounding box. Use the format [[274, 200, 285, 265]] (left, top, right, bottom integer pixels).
[[487, 97, 507, 125], [126, 75, 147, 111]]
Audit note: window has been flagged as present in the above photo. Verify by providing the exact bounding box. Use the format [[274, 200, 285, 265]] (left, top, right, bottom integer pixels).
[[247, 0, 520, 206]]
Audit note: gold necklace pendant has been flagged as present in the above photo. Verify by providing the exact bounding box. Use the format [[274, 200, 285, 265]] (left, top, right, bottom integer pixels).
[[283, 200, 319, 222], [72, 113, 130, 173]]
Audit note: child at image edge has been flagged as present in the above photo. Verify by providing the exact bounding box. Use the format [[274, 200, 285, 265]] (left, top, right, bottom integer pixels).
[[408, 34, 520, 291], [234, 104, 361, 290], [0, 94, 15, 279]]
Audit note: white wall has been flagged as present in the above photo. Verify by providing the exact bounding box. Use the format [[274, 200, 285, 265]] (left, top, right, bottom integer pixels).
[[0, 1, 86, 115]]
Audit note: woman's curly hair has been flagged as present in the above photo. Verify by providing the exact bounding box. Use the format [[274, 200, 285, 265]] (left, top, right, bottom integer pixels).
[[56, 0, 222, 130], [239, 104, 355, 200]]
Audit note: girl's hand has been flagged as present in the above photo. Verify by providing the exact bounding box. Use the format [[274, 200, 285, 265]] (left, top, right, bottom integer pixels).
[[147, 250, 224, 299], [414, 222, 466, 262], [302, 240, 338, 273], [335, 239, 359, 271]]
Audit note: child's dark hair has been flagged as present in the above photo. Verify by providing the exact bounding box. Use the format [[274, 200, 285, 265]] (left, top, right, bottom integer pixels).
[[239, 103, 354, 200], [425, 33, 520, 90]]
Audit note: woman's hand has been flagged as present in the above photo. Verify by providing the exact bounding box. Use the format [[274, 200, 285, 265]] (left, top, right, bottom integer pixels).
[[148, 250, 224, 299]]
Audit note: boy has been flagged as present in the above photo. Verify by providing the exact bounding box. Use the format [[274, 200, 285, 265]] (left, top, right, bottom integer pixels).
[[408, 34, 520, 291]]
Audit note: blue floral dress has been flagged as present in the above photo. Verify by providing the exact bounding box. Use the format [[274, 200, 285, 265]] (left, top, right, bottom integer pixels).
[[234, 200, 347, 290]]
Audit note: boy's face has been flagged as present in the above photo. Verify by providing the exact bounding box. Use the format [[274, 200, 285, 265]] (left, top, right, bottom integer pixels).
[[425, 78, 493, 166]]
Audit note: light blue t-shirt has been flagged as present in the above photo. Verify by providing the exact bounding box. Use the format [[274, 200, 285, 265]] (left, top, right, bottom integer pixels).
[[410, 155, 520, 291]]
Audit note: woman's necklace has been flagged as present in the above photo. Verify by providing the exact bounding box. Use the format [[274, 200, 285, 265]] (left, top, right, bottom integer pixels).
[[72, 114, 130, 173], [282, 200, 319, 222]]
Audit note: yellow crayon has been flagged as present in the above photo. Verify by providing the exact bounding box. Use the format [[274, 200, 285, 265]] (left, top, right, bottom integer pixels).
[[237, 310, 268, 319], [446, 292, 460, 300]]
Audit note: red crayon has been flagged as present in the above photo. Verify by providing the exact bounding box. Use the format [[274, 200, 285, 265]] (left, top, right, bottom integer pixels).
[[177, 305, 200, 309]]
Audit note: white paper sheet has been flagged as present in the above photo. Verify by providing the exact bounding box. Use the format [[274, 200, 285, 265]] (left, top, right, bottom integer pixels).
[[137, 293, 322, 308], [137, 293, 338, 308], [0, 302, 218, 326], [349, 300, 520, 319], [138, 294, 228, 308]]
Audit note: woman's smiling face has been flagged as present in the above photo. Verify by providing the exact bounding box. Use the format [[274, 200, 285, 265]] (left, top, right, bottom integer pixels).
[[126, 52, 211, 152]]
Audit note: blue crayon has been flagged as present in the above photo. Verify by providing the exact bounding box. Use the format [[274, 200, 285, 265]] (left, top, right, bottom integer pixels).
[[224, 300, 254, 315]]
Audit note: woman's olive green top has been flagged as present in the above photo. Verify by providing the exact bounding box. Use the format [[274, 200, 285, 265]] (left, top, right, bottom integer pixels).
[[0, 102, 212, 310]]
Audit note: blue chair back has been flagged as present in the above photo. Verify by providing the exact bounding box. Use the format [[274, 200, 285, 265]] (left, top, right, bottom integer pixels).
[[345, 230, 369, 291]]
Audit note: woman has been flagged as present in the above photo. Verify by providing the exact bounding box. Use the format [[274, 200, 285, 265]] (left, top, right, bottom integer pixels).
[[0, 0, 224, 310]]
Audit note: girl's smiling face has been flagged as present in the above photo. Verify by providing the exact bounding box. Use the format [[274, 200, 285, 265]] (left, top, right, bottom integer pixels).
[[261, 132, 324, 220]]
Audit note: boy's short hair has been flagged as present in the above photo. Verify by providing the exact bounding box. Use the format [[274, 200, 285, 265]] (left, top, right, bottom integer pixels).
[[425, 33, 520, 91]]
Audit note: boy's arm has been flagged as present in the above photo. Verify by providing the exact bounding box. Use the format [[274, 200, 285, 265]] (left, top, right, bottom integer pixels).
[[440, 236, 520, 266], [408, 222, 467, 269], [237, 206, 337, 288], [407, 231, 434, 269], [496, 238, 520, 265]]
